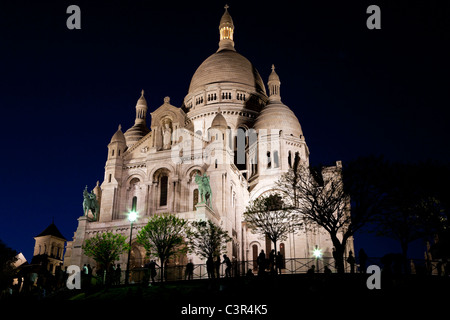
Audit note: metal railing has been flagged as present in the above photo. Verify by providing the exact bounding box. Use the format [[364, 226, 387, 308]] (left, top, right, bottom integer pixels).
[[87, 256, 448, 286]]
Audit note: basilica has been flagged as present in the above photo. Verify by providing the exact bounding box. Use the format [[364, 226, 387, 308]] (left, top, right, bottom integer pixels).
[[63, 6, 353, 273]]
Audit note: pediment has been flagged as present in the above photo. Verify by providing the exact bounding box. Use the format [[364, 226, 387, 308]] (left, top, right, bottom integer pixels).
[[150, 97, 187, 128]]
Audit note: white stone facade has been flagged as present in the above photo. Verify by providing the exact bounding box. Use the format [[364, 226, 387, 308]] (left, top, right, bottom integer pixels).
[[63, 6, 353, 272]]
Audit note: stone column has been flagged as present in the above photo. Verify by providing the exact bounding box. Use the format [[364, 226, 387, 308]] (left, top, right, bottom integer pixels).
[[144, 183, 151, 216], [67, 216, 88, 267]]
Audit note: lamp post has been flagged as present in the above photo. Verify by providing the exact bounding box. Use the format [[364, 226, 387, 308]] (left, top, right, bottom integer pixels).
[[313, 246, 322, 272], [125, 210, 138, 285]]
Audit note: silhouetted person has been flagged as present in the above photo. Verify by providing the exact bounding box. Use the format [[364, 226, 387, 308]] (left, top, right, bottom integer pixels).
[[358, 248, 368, 273], [332, 247, 338, 270], [444, 258, 450, 277], [232, 256, 238, 278], [324, 266, 332, 274], [116, 264, 122, 285], [246, 269, 254, 277], [347, 251, 356, 273], [275, 251, 283, 275], [143, 262, 151, 285], [215, 256, 221, 278], [307, 265, 315, 274], [269, 249, 276, 275], [207, 256, 215, 279], [149, 260, 158, 283], [185, 260, 194, 280], [223, 254, 232, 277], [257, 250, 266, 276]]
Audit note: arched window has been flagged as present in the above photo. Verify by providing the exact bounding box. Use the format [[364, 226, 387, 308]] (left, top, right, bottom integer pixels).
[[132, 196, 137, 212], [193, 189, 199, 209], [274, 150, 279, 168], [111, 149, 115, 156], [288, 151, 292, 168], [252, 244, 258, 271], [235, 128, 246, 170], [160, 175, 168, 206]]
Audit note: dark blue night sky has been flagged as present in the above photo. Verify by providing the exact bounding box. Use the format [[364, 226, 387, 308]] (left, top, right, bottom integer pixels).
[[1, 0, 449, 261]]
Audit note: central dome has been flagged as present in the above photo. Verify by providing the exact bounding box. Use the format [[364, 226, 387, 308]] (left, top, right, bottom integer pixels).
[[188, 49, 266, 96]]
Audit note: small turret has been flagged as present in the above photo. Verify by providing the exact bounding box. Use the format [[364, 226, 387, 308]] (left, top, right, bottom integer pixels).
[[268, 64, 281, 101], [108, 124, 126, 159]]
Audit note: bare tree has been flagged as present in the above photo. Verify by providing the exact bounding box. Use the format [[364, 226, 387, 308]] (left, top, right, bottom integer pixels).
[[244, 193, 303, 254], [277, 162, 354, 273]]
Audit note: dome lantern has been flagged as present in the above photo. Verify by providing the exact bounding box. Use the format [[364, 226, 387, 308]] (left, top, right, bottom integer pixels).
[[268, 64, 281, 102], [218, 4, 235, 52], [124, 90, 150, 147]]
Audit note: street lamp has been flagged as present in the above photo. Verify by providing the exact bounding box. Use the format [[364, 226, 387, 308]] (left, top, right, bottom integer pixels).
[[125, 210, 138, 285], [313, 247, 322, 259], [313, 246, 322, 272]]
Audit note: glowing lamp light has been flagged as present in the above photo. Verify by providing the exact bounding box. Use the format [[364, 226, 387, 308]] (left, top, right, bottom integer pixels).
[[128, 211, 138, 223], [313, 248, 322, 259]]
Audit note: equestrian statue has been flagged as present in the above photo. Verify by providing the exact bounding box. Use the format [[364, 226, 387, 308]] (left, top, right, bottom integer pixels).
[[194, 173, 212, 207], [83, 186, 100, 220]]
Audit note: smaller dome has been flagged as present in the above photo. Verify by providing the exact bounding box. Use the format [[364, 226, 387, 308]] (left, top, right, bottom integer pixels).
[[211, 110, 228, 128], [254, 65, 302, 137], [137, 91, 147, 107], [254, 102, 303, 138], [268, 64, 280, 83], [124, 124, 150, 147], [110, 124, 126, 144]]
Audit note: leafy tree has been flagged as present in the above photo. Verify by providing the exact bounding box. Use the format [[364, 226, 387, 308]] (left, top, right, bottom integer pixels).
[[244, 193, 303, 253], [342, 155, 389, 231], [0, 239, 17, 291], [374, 161, 446, 259], [82, 232, 129, 274], [136, 213, 187, 282], [343, 157, 449, 262], [185, 220, 232, 260]]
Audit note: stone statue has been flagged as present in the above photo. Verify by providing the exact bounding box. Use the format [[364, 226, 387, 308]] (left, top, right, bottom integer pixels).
[[162, 122, 172, 150], [194, 173, 212, 207], [83, 186, 100, 220]]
